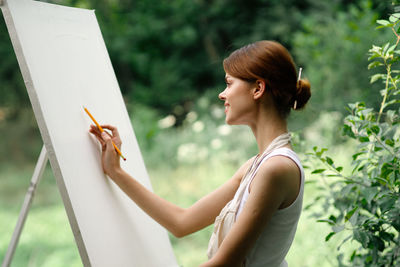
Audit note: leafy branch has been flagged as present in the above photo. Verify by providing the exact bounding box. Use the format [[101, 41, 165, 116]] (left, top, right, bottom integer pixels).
[[307, 12, 400, 267]]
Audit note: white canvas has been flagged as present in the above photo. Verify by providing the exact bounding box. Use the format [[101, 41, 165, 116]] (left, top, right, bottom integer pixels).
[[1, 0, 178, 266]]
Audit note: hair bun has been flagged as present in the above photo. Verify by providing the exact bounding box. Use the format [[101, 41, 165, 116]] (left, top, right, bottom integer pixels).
[[294, 79, 311, 110]]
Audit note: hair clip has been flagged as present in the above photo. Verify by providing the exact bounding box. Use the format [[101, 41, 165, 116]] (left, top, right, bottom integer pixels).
[[293, 67, 302, 110], [297, 67, 302, 82]]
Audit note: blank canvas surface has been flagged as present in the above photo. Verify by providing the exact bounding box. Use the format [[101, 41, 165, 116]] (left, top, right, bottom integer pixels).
[[1, 0, 178, 266]]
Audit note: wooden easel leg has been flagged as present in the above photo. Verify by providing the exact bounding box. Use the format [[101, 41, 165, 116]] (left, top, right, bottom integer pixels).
[[2, 145, 48, 267]]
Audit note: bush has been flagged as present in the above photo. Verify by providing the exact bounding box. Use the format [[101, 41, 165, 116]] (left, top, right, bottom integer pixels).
[[308, 14, 400, 266]]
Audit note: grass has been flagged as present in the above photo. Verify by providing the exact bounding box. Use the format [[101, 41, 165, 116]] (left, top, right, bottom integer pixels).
[[1, 155, 345, 267], [0, 105, 353, 266], [0, 165, 81, 266]]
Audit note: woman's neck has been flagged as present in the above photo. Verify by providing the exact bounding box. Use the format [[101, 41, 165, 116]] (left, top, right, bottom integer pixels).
[[249, 107, 289, 155]]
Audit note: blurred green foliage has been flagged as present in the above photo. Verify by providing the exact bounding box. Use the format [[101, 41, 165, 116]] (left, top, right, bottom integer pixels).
[[293, 1, 391, 113], [0, 0, 396, 165], [0, 0, 393, 113], [1, 0, 399, 266]]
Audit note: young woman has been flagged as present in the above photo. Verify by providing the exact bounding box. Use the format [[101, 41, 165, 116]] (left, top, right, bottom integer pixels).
[[89, 40, 311, 267]]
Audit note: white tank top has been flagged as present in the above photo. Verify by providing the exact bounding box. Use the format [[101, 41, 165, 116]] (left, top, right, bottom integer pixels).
[[237, 147, 304, 267], [207, 134, 292, 261]]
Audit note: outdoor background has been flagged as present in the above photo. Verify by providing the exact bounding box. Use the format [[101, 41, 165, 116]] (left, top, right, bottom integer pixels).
[[0, 0, 396, 266]]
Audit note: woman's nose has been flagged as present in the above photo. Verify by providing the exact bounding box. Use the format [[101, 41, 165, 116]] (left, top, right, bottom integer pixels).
[[218, 89, 226, 101]]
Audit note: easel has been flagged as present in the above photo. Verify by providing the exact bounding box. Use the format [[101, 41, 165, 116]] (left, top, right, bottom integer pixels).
[[2, 146, 48, 267], [0, 0, 178, 266], [0, 0, 33, 258], [0, 0, 41, 258]]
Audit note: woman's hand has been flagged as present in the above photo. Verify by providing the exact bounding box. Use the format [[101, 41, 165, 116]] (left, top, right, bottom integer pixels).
[[89, 124, 122, 178]]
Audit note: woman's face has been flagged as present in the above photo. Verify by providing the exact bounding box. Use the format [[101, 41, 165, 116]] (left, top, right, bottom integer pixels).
[[218, 74, 257, 125]]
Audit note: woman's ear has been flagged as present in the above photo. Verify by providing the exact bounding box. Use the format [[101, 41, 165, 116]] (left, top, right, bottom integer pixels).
[[253, 80, 266, 100]]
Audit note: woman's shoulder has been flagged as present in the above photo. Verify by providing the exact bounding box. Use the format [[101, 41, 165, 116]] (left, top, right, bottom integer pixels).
[[251, 153, 300, 194], [259, 155, 299, 177]]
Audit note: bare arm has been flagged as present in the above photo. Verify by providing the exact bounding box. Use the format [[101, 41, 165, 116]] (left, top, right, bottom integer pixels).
[[89, 124, 252, 237], [109, 166, 243, 237]]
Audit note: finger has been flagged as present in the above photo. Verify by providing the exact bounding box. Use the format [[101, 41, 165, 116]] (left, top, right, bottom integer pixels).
[[101, 130, 111, 141], [91, 133, 106, 150], [101, 125, 120, 139], [94, 133, 106, 147], [89, 126, 106, 147], [90, 124, 103, 135], [101, 125, 122, 148], [89, 125, 102, 138], [101, 132, 116, 154]]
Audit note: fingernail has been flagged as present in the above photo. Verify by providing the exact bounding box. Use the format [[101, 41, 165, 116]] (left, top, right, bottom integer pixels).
[[101, 132, 107, 138]]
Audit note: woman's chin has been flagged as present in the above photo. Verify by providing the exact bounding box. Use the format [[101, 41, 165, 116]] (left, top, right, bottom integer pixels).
[[225, 117, 238, 125], [225, 116, 248, 126]]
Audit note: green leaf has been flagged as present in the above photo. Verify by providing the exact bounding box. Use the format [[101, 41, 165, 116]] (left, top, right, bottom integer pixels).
[[316, 148, 328, 156], [370, 74, 384, 83], [387, 44, 397, 54], [365, 255, 373, 263], [379, 196, 396, 213], [376, 25, 387, 29], [332, 224, 345, 233], [361, 187, 376, 204], [345, 206, 358, 222], [342, 124, 356, 138], [353, 229, 369, 248], [385, 139, 395, 147], [359, 136, 370, 142], [370, 45, 382, 53], [317, 219, 335, 225], [376, 20, 390, 26], [352, 152, 365, 160], [374, 177, 388, 186], [372, 236, 385, 252], [367, 61, 383, 69], [366, 255, 373, 263], [359, 102, 367, 108], [383, 99, 400, 109], [389, 13, 400, 23], [325, 232, 336, 242], [328, 215, 337, 223], [368, 53, 381, 61], [325, 156, 334, 166], [348, 103, 357, 110], [337, 235, 352, 251], [382, 42, 390, 55], [311, 169, 326, 174], [370, 125, 380, 134], [379, 231, 394, 242]]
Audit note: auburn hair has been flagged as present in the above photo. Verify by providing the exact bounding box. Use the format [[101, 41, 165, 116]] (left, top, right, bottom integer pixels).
[[223, 40, 311, 118]]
